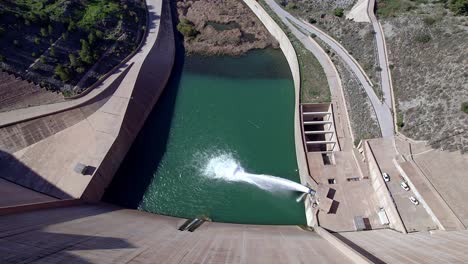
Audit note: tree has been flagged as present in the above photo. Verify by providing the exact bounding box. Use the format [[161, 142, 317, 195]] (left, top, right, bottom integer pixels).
[[40, 27, 47, 37], [79, 39, 93, 64], [334, 8, 344, 17], [50, 47, 56, 57], [0, 54, 5, 62], [0, 26, 4, 36], [55, 64, 71, 81], [462, 102, 468, 114], [176, 19, 198, 39], [48, 24, 53, 35], [88, 32, 96, 45], [308, 18, 317, 24], [34, 37, 40, 45], [449, 0, 468, 15], [69, 53, 78, 67], [68, 21, 76, 32]]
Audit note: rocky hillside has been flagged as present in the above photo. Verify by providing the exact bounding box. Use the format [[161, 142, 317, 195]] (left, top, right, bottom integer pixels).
[[176, 0, 278, 56], [379, 0, 468, 153], [0, 0, 146, 96]]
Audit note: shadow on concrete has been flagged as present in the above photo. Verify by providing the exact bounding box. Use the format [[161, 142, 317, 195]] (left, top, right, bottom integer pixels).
[[1, 231, 135, 263], [329, 200, 339, 214], [0, 204, 135, 263], [0, 150, 72, 199], [102, 0, 185, 208], [330, 231, 386, 264]]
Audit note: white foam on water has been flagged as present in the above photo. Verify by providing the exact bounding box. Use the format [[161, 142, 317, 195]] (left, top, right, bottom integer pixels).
[[203, 154, 309, 193]]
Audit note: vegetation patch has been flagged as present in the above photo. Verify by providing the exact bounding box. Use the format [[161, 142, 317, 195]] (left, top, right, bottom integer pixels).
[[260, 0, 330, 103], [462, 102, 468, 114], [0, 0, 146, 96], [177, 19, 199, 39]]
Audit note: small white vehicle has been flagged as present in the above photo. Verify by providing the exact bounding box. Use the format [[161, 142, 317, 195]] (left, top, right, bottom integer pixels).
[[400, 181, 410, 191], [409, 196, 419, 205], [382, 172, 390, 182]]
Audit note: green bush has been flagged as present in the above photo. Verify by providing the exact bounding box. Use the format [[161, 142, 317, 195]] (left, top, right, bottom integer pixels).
[[334, 8, 344, 17], [423, 16, 437, 26], [177, 19, 198, 39], [286, 2, 298, 9], [415, 33, 431, 43], [397, 112, 405, 128], [69, 54, 78, 67], [54, 64, 71, 81], [449, 0, 468, 15], [462, 102, 468, 114], [40, 56, 46, 63], [40, 27, 47, 37], [79, 39, 93, 64]]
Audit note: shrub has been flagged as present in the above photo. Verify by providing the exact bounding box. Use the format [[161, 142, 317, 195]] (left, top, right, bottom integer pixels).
[[40, 27, 47, 37], [462, 102, 468, 114], [34, 37, 40, 45], [50, 47, 56, 57], [76, 67, 85, 73], [40, 56, 46, 63], [68, 21, 76, 32], [31, 52, 37, 57], [176, 19, 198, 39], [449, 0, 468, 15], [69, 54, 78, 67], [423, 16, 437, 26], [48, 24, 53, 35], [286, 2, 298, 9], [79, 39, 93, 64], [62, 32, 67, 40], [54, 64, 71, 81], [397, 112, 405, 128], [334, 8, 345, 17], [415, 33, 431, 43]]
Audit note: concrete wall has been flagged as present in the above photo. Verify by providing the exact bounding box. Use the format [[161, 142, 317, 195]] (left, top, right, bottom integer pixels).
[[242, 0, 315, 226], [364, 141, 406, 233], [82, 0, 175, 201]]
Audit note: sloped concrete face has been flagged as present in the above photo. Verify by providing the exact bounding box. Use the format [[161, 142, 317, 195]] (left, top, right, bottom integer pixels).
[[0, 205, 351, 263]]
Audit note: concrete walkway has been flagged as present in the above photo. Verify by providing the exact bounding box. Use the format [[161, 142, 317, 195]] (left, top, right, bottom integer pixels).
[[264, 0, 394, 138], [368, 0, 395, 115]]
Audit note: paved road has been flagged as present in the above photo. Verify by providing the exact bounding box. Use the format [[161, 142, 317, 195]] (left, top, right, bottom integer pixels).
[[368, 0, 394, 112], [264, 0, 394, 138]]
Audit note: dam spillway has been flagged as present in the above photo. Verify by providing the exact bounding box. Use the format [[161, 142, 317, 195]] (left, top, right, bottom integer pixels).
[[104, 49, 306, 225]]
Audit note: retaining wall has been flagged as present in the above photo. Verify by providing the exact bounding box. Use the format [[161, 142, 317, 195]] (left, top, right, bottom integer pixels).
[[82, 0, 175, 201]]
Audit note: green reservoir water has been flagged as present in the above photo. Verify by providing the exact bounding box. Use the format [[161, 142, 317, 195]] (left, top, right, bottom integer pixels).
[[104, 49, 306, 225]]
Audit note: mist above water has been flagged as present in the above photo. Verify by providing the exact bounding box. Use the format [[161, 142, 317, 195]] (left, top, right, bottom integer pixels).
[[203, 154, 309, 193]]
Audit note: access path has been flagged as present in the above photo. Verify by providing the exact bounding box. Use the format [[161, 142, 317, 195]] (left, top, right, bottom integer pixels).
[[264, 0, 394, 138]]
